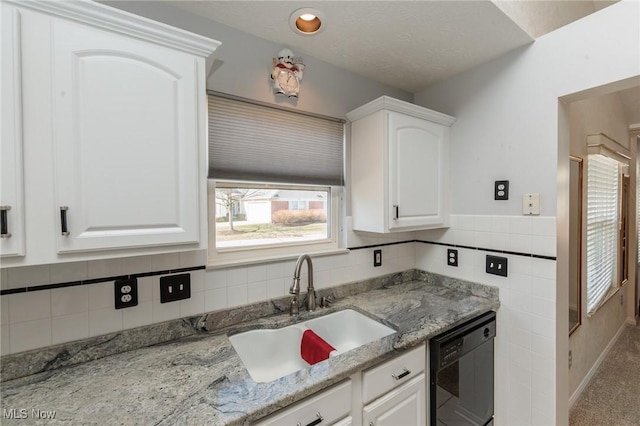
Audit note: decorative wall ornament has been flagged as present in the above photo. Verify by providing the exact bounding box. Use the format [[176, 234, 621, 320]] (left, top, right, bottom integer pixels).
[[271, 48, 305, 98]]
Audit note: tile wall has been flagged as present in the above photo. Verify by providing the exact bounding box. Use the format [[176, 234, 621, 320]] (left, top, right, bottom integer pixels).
[[416, 214, 557, 426], [0, 240, 415, 356]]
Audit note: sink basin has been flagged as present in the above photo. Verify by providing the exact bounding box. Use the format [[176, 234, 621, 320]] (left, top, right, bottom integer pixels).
[[228, 309, 395, 383], [303, 309, 396, 353]]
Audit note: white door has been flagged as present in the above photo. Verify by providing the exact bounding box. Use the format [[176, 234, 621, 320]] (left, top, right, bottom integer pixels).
[[363, 374, 426, 426], [51, 19, 201, 252], [1, 3, 26, 257], [388, 111, 448, 230]]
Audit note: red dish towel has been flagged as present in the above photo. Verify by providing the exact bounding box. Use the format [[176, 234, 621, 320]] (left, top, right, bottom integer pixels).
[[301, 329, 336, 365]]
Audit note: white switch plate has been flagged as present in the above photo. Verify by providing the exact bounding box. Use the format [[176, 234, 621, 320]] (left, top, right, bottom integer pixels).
[[523, 193, 540, 215]]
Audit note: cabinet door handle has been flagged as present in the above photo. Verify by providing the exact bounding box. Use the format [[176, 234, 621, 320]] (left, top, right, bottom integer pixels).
[[0, 205, 11, 238], [393, 205, 399, 220], [391, 368, 411, 380], [60, 206, 70, 236], [297, 412, 323, 426]]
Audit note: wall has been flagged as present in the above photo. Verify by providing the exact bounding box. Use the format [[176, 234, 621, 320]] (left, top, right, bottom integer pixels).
[[568, 92, 635, 398], [414, 1, 639, 424], [416, 215, 557, 426], [102, 1, 412, 119]]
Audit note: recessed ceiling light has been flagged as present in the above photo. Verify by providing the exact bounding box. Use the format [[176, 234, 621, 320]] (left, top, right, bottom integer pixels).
[[289, 8, 325, 35]]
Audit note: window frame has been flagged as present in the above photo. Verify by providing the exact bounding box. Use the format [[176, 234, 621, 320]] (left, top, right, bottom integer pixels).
[[207, 180, 343, 267], [585, 144, 630, 316]]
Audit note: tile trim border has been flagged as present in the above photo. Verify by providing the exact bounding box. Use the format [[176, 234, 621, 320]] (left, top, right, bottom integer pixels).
[[348, 240, 556, 261], [0, 265, 206, 296]]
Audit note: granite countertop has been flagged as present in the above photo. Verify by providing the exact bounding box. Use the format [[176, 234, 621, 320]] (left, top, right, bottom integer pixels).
[[0, 272, 499, 425]]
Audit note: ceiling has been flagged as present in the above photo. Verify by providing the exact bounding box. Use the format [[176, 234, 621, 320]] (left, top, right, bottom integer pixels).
[[131, 1, 638, 123], [166, 0, 534, 93]]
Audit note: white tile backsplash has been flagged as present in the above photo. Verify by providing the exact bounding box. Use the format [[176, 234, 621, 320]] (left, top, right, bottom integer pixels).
[[226, 266, 247, 287], [9, 291, 51, 324], [205, 288, 227, 312], [89, 281, 114, 311], [52, 312, 89, 345], [267, 277, 286, 299], [7, 265, 50, 288], [10, 318, 52, 353], [50, 262, 88, 284], [89, 307, 122, 337], [227, 284, 248, 308], [137, 277, 153, 302], [1, 324, 10, 355], [1, 295, 9, 325], [247, 281, 268, 304], [51, 285, 88, 317], [151, 299, 180, 324], [122, 301, 153, 330], [87, 258, 122, 279]]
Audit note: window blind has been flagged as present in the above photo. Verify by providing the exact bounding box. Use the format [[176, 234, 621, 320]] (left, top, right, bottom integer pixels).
[[207, 94, 344, 186], [586, 153, 619, 314]]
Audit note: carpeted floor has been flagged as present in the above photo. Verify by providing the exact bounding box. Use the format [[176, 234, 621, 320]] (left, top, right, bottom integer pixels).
[[570, 323, 640, 426]]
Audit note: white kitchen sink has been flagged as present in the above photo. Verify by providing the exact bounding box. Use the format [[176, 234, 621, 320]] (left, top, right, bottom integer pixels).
[[228, 309, 395, 383]]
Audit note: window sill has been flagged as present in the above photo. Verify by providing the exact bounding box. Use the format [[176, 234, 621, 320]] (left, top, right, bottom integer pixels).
[[206, 247, 350, 269], [587, 286, 622, 317]]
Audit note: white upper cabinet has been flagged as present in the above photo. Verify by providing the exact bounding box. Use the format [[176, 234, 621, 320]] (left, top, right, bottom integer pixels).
[[0, 0, 220, 265], [348, 96, 455, 233], [1, 5, 26, 258]]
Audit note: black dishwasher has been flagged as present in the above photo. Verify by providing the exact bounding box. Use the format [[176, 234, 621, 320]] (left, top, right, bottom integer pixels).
[[430, 311, 496, 426]]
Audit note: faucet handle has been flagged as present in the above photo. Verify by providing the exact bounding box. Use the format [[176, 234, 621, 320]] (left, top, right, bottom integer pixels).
[[320, 295, 334, 308]]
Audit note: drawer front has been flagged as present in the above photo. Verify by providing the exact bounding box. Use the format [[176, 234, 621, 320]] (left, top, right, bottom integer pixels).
[[362, 344, 425, 404], [256, 380, 351, 426]]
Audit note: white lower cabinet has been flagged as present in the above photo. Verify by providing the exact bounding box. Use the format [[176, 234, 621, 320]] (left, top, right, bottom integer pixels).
[[256, 380, 351, 426], [362, 374, 426, 426], [362, 345, 427, 426], [256, 344, 428, 426]]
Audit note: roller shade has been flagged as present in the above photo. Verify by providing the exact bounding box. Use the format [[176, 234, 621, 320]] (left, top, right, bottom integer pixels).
[[208, 94, 344, 186], [586, 153, 619, 314]]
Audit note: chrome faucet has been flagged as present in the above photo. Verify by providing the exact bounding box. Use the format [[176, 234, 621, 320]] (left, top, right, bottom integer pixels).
[[289, 254, 316, 315]]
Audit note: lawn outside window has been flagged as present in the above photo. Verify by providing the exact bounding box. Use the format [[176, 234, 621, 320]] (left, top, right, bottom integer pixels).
[[208, 181, 342, 266]]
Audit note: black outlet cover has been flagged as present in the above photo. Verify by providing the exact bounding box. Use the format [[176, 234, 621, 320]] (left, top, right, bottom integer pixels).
[[486, 255, 508, 277], [494, 180, 509, 200], [447, 249, 458, 267], [160, 273, 191, 303], [114, 278, 138, 309], [373, 249, 382, 267]]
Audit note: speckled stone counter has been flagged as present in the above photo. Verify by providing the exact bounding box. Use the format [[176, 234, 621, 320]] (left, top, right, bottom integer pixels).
[[0, 270, 499, 425]]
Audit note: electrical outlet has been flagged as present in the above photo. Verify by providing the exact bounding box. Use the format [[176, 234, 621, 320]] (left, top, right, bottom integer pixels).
[[114, 278, 138, 309], [494, 180, 509, 200], [160, 273, 191, 303], [486, 255, 508, 277], [447, 249, 458, 267], [373, 249, 382, 267]]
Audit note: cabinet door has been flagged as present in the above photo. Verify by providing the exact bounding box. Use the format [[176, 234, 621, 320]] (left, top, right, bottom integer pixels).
[[363, 374, 426, 426], [1, 3, 26, 257], [388, 111, 448, 230], [51, 19, 201, 252]]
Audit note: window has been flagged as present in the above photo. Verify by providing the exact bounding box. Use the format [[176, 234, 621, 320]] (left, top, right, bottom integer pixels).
[[585, 150, 627, 314], [207, 93, 345, 264]]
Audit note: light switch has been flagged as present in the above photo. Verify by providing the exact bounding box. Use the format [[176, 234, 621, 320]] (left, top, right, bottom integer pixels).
[[523, 193, 540, 215]]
